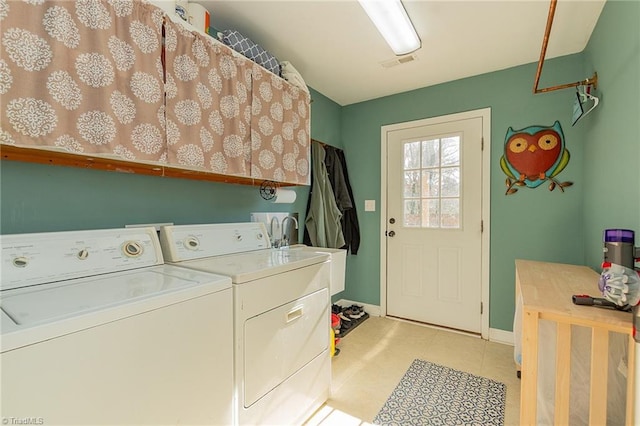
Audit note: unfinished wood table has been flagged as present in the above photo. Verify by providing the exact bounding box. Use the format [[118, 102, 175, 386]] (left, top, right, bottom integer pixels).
[[516, 259, 636, 425]]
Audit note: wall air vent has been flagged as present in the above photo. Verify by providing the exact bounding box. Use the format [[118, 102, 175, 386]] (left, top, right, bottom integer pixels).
[[381, 53, 418, 68]]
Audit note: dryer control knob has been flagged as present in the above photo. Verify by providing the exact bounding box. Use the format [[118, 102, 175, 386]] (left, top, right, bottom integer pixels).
[[77, 249, 89, 260], [235, 235, 243, 242], [184, 236, 200, 250], [256, 233, 264, 240]]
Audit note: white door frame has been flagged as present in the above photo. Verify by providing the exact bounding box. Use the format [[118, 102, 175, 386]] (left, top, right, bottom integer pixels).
[[380, 108, 491, 339]]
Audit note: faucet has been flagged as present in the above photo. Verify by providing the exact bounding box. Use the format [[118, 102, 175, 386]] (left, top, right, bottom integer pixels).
[[270, 216, 281, 248], [281, 216, 299, 247]]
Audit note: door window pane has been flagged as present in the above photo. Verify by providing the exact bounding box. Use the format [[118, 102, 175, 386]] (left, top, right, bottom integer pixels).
[[441, 199, 460, 228], [441, 137, 460, 166], [404, 141, 420, 169], [404, 171, 420, 198], [421, 139, 439, 168], [404, 200, 421, 227], [421, 169, 439, 197], [422, 199, 439, 228], [441, 167, 460, 197]]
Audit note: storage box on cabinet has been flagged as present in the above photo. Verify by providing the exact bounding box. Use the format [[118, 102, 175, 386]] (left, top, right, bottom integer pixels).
[[250, 64, 311, 185]]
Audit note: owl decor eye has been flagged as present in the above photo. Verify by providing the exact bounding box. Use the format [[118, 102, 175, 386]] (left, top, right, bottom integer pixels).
[[538, 133, 558, 151], [500, 122, 573, 195], [509, 137, 528, 153]]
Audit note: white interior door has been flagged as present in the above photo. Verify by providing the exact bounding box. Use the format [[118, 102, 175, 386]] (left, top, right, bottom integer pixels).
[[385, 114, 485, 333]]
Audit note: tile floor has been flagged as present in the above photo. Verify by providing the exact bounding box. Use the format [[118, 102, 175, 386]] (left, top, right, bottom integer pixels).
[[306, 316, 521, 426]]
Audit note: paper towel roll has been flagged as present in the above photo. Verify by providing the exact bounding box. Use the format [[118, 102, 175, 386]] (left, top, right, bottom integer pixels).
[[272, 188, 296, 204], [188, 3, 210, 34]]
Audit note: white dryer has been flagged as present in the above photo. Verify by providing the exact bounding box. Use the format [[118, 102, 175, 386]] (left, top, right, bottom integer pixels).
[[1, 227, 234, 425], [160, 222, 331, 426]]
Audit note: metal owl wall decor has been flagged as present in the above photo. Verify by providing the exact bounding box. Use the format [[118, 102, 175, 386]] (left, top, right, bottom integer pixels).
[[500, 121, 573, 195]]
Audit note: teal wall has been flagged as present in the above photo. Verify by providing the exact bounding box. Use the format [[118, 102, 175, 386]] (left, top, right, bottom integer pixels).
[[581, 0, 640, 271], [310, 87, 343, 149], [0, 161, 295, 233], [340, 55, 587, 331], [0, 87, 341, 235]]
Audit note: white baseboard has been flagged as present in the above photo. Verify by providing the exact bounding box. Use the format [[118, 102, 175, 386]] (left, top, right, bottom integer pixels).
[[489, 328, 514, 345], [334, 299, 381, 317], [335, 299, 515, 346]]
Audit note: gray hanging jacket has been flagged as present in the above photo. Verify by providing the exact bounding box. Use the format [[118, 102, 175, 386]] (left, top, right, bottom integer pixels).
[[304, 143, 346, 248]]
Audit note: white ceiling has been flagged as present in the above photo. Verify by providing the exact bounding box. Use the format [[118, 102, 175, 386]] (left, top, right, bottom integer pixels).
[[197, 0, 606, 106]]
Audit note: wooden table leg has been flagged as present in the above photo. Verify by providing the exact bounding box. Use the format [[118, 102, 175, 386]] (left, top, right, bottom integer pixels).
[[554, 322, 571, 425], [590, 328, 609, 425], [520, 308, 539, 426]]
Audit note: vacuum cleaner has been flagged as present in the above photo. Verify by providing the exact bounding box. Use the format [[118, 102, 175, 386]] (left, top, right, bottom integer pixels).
[[572, 229, 639, 311]]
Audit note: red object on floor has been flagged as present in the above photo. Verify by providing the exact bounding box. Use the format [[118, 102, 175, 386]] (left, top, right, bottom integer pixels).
[[331, 313, 340, 329]]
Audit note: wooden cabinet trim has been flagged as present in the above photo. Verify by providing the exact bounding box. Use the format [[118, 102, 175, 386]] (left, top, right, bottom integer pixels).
[[0, 144, 298, 187]]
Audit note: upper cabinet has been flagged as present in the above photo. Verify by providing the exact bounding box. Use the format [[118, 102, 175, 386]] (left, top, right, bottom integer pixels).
[[163, 18, 253, 177], [250, 64, 311, 185], [0, 0, 310, 186], [1, 0, 165, 162]]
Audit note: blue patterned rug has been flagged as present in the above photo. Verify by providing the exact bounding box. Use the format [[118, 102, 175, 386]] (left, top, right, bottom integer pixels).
[[373, 359, 506, 426]]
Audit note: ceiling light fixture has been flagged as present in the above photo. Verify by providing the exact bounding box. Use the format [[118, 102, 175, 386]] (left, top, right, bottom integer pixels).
[[358, 0, 421, 56]]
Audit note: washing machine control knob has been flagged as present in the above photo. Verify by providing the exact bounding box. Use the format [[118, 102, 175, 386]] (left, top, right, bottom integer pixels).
[[123, 241, 143, 257], [236, 235, 243, 242], [256, 233, 264, 240], [184, 236, 200, 250], [13, 256, 28, 268], [77, 249, 89, 260]]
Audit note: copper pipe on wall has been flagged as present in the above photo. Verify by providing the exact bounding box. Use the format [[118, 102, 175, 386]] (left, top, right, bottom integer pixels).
[[533, 0, 558, 93], [533, 0, 598, 94], [535, 72, 598, 93]]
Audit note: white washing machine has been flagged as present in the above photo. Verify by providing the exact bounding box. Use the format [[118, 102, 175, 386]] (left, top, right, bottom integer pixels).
[[159, 222, 331, 426], [0, 227, 234, 425]]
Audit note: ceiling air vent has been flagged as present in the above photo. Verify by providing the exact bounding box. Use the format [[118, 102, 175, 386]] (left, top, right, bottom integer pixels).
[[381, 54, 418, 68]]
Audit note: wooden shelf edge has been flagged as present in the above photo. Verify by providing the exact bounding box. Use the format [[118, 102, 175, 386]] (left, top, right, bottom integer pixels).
[[1, 145, 299, 187]]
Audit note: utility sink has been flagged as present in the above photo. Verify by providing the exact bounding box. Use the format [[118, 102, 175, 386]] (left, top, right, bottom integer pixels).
[[286, 245, 346, 295]]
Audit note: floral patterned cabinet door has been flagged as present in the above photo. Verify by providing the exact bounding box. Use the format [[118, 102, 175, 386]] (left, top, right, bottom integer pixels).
[[251, 64, 310, 185], [163, 18, 253, 177], [0, 0, 166, 163]]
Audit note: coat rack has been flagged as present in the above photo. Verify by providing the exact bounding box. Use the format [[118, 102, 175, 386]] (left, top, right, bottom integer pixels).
[[533, 0, 598, 94]]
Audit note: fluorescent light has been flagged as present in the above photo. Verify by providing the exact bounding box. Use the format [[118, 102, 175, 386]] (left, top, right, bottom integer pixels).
[[358, 0, 421, 56]]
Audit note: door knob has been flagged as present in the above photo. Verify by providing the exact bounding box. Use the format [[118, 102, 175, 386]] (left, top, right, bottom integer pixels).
[[388, 230, 396, 237]]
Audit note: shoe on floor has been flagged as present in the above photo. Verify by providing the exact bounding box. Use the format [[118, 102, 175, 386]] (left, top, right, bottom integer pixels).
[[338, 312, 352, 322], [349, 305, 365, 314], [344, 308, 364, 319]]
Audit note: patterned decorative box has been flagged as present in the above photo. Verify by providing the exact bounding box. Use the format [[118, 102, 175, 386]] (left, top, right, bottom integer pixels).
[[220, 29, 281, 77]]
